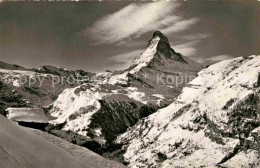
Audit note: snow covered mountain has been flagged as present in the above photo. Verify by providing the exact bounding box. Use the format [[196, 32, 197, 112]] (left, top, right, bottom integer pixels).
[[98, 31, 202, 87], [116, 55, 260, 168], [0, 63, 94, 116], [48, 31, 203, 146]]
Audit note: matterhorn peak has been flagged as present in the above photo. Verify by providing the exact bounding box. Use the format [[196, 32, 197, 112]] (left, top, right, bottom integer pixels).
[[130, 30, 171, 70], [128, 31, 203, 74], [151, 30, 174, 59], [152, 30, 168, 43]]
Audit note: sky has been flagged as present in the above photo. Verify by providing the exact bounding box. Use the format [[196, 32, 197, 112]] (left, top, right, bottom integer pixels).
[[0, 1, 259, 72]]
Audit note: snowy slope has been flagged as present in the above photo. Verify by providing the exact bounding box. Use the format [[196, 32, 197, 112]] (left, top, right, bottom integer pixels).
[[0, 114, 125, 168], [117, 55, 260, 168], [96, 36, 161, 85], [129, 36, 160, 74], [49, 84, 155, 139], [50, 85, 103, 136], [98, 35, 160, 85]]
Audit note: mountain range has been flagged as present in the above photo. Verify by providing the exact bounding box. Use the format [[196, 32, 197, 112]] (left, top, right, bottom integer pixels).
[[0, 31, 259, 168]]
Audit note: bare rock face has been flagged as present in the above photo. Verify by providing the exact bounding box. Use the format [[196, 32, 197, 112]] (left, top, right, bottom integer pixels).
[[117, 55, 260, 168]]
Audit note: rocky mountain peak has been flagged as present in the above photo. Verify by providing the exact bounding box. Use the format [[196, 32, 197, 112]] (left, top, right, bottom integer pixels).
[[142, 30, 193, 70], [125, 31, 202, 75], [152, 30, 168, 43]]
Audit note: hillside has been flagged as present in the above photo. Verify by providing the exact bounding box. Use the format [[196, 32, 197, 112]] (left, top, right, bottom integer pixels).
[[0, 114, 125, 168], [116, 55, 260, 168], [0, 65, 93, 115]]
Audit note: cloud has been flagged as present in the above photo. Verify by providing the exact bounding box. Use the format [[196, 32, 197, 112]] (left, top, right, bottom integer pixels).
[[206, 55, 234, 61], [169, 33, 210, 56], [197, 55, 234, 64], [116, 40, 145, 47], [169, 33, 211, 59], [171, 40, 199, 57], [107, 49, 144, 70], [181, 34, 211, 40], [84, 1, 199, 45], [160, 18, 199, 34]]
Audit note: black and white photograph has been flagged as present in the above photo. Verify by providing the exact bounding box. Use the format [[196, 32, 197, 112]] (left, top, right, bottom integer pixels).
[[0, 0, 260, 167]]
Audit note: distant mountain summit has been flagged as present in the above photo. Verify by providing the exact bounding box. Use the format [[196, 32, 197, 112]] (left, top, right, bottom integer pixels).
[[102, 31, 202, 86], [152, 30, 187, 62], [128, 30, 202, 74], [153, 31, 168, 41]]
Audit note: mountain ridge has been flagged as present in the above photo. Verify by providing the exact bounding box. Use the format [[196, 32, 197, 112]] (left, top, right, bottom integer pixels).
[[116, 55, 260, 168]]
